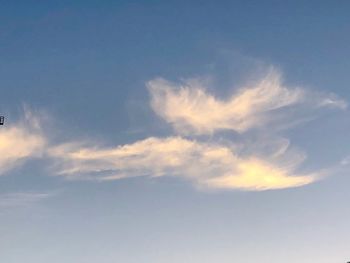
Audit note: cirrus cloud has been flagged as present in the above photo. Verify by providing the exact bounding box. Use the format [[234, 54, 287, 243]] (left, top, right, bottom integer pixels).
[[148, 68, 346, 135], [48, 136, 317, 191], [1, 65, 346, 192], [0, 110, 46, 175]]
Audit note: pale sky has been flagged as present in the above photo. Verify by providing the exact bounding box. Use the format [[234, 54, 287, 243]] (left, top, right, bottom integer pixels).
[[1, 1, 350, 262]]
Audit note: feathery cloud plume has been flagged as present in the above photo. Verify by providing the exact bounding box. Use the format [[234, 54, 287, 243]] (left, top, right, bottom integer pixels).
[[49, 136, 317, 191], [45, 66, 347, 191], [0, 110, 46, 175], [148, 68, 346, 135], [1, 66, 345, 192]]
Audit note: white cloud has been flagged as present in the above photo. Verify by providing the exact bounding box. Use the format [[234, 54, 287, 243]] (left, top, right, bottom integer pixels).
[[0, 192, 52, 208], [315, 93, 348, 110], [148, 68, 346, 135], [0, 110, 46, 175], [1, 66, 345, 192], [49, 136, 317, 191], [341, 156, 350, 166]]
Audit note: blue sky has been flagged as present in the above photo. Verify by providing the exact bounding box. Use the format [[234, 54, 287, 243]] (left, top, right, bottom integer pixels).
[[1, 1, 350, 262]]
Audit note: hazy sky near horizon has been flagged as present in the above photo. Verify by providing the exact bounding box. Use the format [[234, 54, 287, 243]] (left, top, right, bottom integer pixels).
[[1, 1, 350, 262]]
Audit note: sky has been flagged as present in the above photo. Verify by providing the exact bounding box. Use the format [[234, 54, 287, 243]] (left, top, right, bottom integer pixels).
[[1, 1, 350, 262]]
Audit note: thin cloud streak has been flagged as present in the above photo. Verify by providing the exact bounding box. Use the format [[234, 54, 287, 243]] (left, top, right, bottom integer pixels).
[[0, 192, 53, 209], [49, 136, 317, 191]]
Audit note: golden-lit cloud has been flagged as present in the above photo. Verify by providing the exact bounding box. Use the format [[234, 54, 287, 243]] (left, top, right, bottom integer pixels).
[[1, 66, 345, 192], [49, 136, 317, 191], [204, 158, 315, 190], [148, 68, 346, 135], [0, 111, 46, 175]]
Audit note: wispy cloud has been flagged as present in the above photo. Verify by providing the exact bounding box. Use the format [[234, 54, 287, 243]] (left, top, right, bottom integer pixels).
[[48, 136, 317, 191], [341, 156, 350, 166], [1, 65, 346, 192], [148, 68, 346, 135], [0, 192, 52, 208], [316, 94, 348, 110], [0, 109, 46, 175]]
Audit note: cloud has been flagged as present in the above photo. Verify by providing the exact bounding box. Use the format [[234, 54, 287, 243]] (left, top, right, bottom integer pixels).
[[49, 136, 317, 191], [204, 158, 316, 190], [341, 156, 350, 166], [148, 68, 346, 135], [316, 94, 348, 110], [0, 192, 53, 208], [1, 65, 345, 192], [0, 110, 46, 175]]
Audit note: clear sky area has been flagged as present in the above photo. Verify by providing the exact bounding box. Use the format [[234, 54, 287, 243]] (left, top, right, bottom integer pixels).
[[1, 1, 350, 262]]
